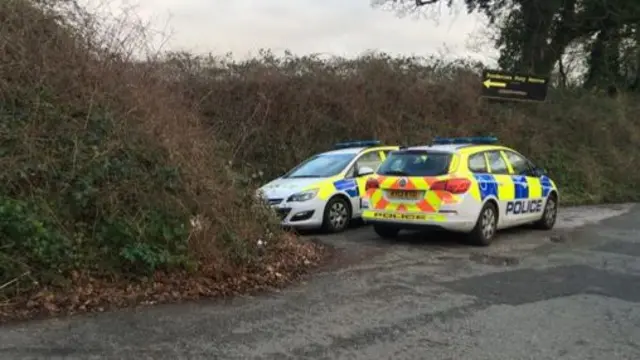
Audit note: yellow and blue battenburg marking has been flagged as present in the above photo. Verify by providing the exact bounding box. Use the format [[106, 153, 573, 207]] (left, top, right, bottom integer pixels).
[[474, 174, 499, 199], [333, 179, 359, 197], [473, 173, 554, 201], [540, 176, 553, 197], [512, 175, 529, 199]]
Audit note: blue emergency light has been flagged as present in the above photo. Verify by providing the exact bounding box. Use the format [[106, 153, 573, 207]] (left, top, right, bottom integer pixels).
[[432, 136, 498, 145], [333, 140, 381, 149]]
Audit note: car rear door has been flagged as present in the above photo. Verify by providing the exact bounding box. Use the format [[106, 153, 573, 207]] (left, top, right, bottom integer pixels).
[[484, 150, 516, 225]]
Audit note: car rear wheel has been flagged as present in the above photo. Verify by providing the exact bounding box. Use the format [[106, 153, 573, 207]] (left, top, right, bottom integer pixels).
[[373, 224, 400, 239], [322, 196, 351, 233], [533, 194, 557, 230], [468, 202, 498, 246]]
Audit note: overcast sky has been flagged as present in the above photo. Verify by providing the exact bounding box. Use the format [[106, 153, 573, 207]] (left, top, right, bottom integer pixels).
[[90, 0, 497, 62]]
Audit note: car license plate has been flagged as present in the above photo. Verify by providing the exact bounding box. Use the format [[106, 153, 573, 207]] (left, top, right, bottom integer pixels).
[[387, 190, 420, 199]]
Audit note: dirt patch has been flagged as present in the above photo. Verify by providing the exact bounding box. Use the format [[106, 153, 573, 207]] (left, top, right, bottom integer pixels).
[[0, 237, 331, 324]]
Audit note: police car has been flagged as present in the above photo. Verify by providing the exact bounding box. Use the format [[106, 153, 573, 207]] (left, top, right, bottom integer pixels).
[[258, 140, 400, 233], [361, 136, 558, 245]]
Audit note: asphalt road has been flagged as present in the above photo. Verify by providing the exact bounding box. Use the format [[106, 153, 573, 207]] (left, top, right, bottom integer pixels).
[[2, 204, 640, 360]]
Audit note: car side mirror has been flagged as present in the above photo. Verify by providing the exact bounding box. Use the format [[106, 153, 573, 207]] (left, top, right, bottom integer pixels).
[[357, 166, 374, 177], [530, 167, 546, 177]]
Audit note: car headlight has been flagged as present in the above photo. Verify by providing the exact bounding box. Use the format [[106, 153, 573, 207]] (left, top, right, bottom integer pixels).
[[287, 188, 318, 202]]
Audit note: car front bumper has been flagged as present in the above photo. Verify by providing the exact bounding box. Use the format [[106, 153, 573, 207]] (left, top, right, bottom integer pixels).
[[269, 197, 327, 229]]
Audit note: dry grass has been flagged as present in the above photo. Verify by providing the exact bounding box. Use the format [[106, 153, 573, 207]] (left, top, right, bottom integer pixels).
[[166, 52, 640, 205], [0, 0, 323, 321]]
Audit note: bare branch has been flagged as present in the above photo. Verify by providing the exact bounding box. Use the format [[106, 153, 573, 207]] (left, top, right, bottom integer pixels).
[[371, 0, 455, 21], [0, 272, 30, 291], [416, 0, 440, 5]]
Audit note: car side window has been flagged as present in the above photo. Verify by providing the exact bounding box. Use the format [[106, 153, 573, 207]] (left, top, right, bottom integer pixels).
[[486, 151, 509, 174], [504, 151, 531, 175], [355, 151, 383, 173], [468, 152, 488, 173]]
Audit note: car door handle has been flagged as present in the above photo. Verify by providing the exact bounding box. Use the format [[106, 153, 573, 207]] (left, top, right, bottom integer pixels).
[[496, 182, 504, 185]]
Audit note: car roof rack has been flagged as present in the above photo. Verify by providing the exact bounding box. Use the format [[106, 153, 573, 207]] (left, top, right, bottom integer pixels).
[[333, 140, 382, 149], [431, 136, 498, 145]]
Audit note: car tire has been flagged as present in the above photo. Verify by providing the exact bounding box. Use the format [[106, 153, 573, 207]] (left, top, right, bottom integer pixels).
[[468, 201, 498, 246], [533, 194, 557, 230], [373, 224, 400, 239], [321, 196, 351, 233]]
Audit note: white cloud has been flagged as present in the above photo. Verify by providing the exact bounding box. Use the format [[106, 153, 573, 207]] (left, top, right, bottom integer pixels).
[[81, 0, 498, 62]]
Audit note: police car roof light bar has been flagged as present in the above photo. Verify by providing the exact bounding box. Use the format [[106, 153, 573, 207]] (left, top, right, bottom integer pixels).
[[432, 136, 498, 145], [333, 140, 381, 149]]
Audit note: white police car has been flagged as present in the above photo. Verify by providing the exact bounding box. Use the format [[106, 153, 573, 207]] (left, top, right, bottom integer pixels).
[[258, 141, 399, 233], [361, 137, 559, 245]]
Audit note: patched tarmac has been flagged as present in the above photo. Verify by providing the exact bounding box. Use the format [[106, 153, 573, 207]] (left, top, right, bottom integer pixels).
[[1, 204, 639, 360]]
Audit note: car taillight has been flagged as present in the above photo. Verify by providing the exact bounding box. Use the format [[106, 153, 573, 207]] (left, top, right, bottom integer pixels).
[[365, 178, 379, 191], [430, 178, 471, 194]]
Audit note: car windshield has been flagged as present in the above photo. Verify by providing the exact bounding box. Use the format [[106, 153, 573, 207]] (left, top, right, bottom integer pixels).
[[284, 153, 355, 178], [377, 150, 452, 176]]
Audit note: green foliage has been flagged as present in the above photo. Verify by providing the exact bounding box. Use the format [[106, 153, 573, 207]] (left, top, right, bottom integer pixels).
[[0, 197, 71, 284], [0, 0, 311, 308], [0, 100, 193, 292]]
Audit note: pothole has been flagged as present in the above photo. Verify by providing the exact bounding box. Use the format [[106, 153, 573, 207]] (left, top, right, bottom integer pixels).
[[468, 253, 520, 266], [549, 234, 568, 243]]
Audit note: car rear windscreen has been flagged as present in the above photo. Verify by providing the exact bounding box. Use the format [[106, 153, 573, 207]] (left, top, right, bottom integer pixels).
[[377, 150, 452, 176]]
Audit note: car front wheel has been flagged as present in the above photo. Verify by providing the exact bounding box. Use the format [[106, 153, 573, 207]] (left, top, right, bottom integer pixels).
[[322, 196, 351, 233], [534, 194, 557, 230]]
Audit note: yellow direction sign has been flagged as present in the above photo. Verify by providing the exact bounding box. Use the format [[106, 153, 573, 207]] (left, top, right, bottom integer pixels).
[[480, 69, 549, 102]]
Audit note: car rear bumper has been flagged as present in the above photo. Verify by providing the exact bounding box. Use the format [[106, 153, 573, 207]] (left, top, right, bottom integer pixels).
[[362, 210, 476, 233]]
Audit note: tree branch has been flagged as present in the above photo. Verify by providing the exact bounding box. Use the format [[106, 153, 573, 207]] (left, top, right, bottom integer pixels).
[[415, 0, 439, 6]]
